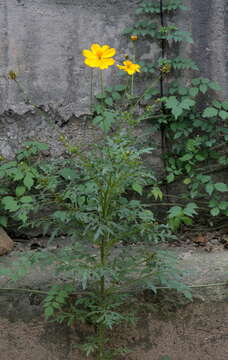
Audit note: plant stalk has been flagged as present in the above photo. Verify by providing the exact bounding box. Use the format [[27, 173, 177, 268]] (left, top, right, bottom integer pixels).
[[131, 74, 134, 96], [97, 237, 106, 360], [159, 0, 169, 201], [99, 70, 104, 97], [90, 68, 93, 112]]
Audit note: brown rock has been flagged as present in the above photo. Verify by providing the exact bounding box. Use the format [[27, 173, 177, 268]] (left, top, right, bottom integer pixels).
[[0, 227, 14, 255], [193, 234, 208, 246]]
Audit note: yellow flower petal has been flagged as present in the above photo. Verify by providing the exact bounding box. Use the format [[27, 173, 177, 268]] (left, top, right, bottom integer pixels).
[[135, 65, 141, 72], [126, 69, 134, 75], [99, 58, 115, 69], [101, 45, 110, 52], [82, 49, 97, 59], [123, 60, 131, 66], [102, 58, 115, 65], [84, 58, 99, 68], [91, 43, 102, 55], [99, 64, 109, 70], [102, 47, 116, 58]]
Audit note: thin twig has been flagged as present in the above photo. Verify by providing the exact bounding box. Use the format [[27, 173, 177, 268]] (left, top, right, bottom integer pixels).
[[0, 281, 227, 296]]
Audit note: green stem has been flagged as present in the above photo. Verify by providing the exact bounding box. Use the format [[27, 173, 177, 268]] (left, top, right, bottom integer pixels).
[[108, 281, 228, 296], [99, 70, 104, 97], [90, 68, 93, 112], [0, 287, 96, 296], [0, 288, 48, 295], [97, 237, 106, 360], [0, 281, 227, 297], [102, 174, 113, 218], [97, 322, 105, 360], [96, 177, 113, 359], [132, 41, 136, 63], [129, 76, 160, 116], [131, 74, 134, 97], [187, 282, 228, 289]]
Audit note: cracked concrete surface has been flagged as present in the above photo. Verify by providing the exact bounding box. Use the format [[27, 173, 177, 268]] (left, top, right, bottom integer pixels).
[[0, 0, 227, 158]]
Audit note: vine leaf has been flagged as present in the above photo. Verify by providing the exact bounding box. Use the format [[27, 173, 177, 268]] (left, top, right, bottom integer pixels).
[[214, 183, 228, 192], [219, 110, 228, 120], [203, 107, 218, 118]]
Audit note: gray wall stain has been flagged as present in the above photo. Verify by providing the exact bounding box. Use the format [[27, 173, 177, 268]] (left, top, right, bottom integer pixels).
[[224, 0, 228, 97], [0, 0, 9, 108], [191, 0, 213, 80]]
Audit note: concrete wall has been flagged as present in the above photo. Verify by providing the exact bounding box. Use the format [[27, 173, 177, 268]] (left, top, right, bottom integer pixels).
[[0, 0, 227, 157]]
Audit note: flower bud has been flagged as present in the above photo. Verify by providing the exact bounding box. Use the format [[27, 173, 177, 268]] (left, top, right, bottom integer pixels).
[[160, 63, 171, 74], [131, 35, 138, 41], [8, 71, 17, 80]]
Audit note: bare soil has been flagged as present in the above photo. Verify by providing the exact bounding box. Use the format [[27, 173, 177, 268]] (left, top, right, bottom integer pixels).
[[0, 230, 228, 360]]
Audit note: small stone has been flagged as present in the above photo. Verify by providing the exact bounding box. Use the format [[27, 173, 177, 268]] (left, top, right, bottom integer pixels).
[[0, 227, 14, 255], [193, 234, 208, 246]]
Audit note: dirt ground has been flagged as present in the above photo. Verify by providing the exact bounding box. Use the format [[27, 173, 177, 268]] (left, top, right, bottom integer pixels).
[[0, 302, 228, 360], [0, 231, 228, 360]]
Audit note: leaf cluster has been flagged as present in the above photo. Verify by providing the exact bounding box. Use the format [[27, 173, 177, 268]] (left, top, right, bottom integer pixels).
[[135, 0, 187, 15], [0, 141, 48, 227], [0, 130, 190, 358]]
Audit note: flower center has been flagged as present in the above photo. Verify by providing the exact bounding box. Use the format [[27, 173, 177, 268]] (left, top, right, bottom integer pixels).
[[96, 51, 103, 60]]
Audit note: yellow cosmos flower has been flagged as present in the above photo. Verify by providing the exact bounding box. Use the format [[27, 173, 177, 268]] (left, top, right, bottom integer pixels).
[[82, 44, 116, 70], [117, 60, 141, 75]]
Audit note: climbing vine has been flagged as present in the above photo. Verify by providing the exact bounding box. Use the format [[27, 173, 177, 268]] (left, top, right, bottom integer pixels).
[[124, 0, 228, 229]]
